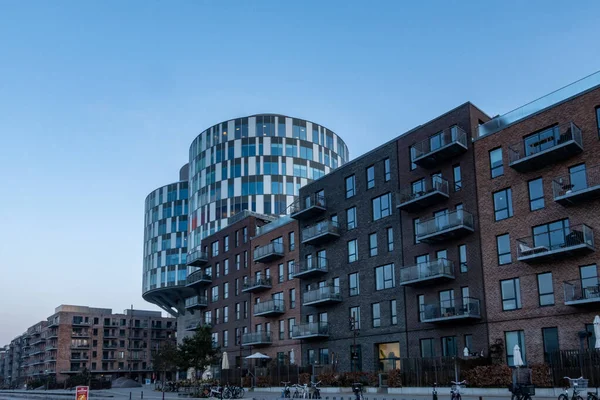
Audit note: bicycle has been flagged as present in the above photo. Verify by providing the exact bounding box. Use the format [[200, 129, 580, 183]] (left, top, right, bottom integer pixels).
[[292, 383, 308, 399], [310, 381, 322, 399], [451, 380, 466, 400], [223, 383, 245, 399], [510, 383, 535, 400], [281, 381, 291, 398], [559, 377, 588, 400], [352, 382, 364, 400], [587, 385, 598, 400]]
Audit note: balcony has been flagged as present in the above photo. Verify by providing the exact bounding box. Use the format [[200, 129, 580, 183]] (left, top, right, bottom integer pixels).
[[397, 177, 449, 212], [293, 258, 328, 278], [517, 224, 595, 264], [564, 277, 600, 306], [70, 356, 90, 361], [553, 165, 600, 206], [400, 259, 455, 287], [186, 270, 212, 289], [103, 332, 118, 339], [290, 193, 327, 220], [71, 332, 90, 338], [421, 297, 481, 323], [241, 331, 272, 346], [411, 126, 468, 169], [71, 321, 90, 327], [45, 345, 57, 351], [101, 356, 116, 361], [46, 331, 58, 339], [292, 322, 329, 340], [253, 242, 285, 263], [185, 321, 211, 331], [185, 295, 208, 310], [302, 286, 342, 306], [242, 277, 273, 293], [301, 221, 340, 245], [187, 249, 209, 267], [416, 210, 474, 243], [70, 344, 90, 350], [508, 122, 583, 173], [253, 299, 285, 317]]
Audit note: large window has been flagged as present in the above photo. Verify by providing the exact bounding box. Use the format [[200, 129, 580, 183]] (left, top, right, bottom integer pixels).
[[537, 273, 554, 306], [505, 330, 526, 366], [287, 260, 294, 281], [497, 234, 512, 265], [524, 126, 560, 156], [528, 178, 545, 211], [346, 175, 356, 198], [501, 278, 521, 310], [212, 241, 219, 257], [372, 303, 381, 327], [532, 219, 569, 250], [580, 265, 598, 294], [347, 207, 357, 230], [369, 233, 378, 257], [347, 240, 358, 263], [375, 264, 395, 290], [490, 148, 503, 178], [349, 272, 359, 296], [421, 339, 435, 357], [384, 158, 391, 182], [367, 165, 375, 189], [372, 193, 392, 221], [542, 327, 559, 362], [493, 188, 513, 221]]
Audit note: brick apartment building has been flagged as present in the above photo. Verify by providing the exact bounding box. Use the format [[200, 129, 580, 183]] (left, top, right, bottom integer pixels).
[[474, 73, 600, 365], [1, 305, 176, 386]]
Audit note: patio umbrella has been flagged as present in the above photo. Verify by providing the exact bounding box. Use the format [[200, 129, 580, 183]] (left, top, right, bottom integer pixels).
[[290, 349, 295, 365], [513, 344, 524, 367], [222, 351, 230, 370], [594, 315, 600, 349], [245, 352, 271, 359]]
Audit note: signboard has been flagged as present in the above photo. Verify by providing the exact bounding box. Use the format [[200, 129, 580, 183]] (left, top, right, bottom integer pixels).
[[75, 386, 89, 400]]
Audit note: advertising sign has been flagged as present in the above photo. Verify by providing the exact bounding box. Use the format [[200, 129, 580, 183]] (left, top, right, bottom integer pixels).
[[75, 386, 89, 400]]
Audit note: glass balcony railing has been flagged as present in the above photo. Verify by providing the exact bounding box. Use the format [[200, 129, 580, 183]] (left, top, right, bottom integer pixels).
[[242, 277, 273, 293], [302, 286, 342, 306], [301, 221, 340, 245], [516, 223, 594, 263], [292, 322, 329, 339], [397, 177, 449, 212], [241, 331, 272, 346], [290, 193, 327, 220], [564, 277, 600, 306], [416, 210, 474, 243], [187, 250, 209, 266], [421, 297, 481, 323], [253, 242, 284, 262], [293, 257, 328, 278], [400, 258, 455, 286], [186, 270, 212, 287], [553, 165, 600, 205], [410, 126, 468, 168], [253, 299, 285, 316], [185, 295, 208, 309]]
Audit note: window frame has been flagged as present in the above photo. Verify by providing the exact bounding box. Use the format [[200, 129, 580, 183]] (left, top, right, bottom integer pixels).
[[372, 192, 392, 221], [347, 239, 358, 263], [500, 278, 522, 311], [384, 158, 391, 182], [387, 227, 394, 252], [371, 303, 381, 328], [493, 188, 514, 221], [537, 272, 555, 307], [369, 233, 378, 257], [453, 164, 462, 191], [489, 147, 504, 178], [345, 175, 356, 198], [505, 330, 526, 367], [496, 233, 512, 265], [375, 263, 395, 291], [349, 272, 359, 296], [346, 207, 357, 230], [366, 165, 375, 189], [528, 178, 545, 211]]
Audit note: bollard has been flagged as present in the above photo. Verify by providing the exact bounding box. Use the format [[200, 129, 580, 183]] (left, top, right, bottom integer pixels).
[[141, 391, 144, 399], [129, 392, 132, 400], [162, 391, 165, 400]]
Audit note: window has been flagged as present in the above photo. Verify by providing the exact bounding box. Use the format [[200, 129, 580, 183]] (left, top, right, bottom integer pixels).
[[413, 218, 420, 244], [493, 188, 513, 221], [580, 265, 598, 296], [372, 193, 392, 220], [319, 348, 329, 364], [453, 165, 462, 191], [212, 241, 219, 257], [346, 207, 357, 230], [348, 240, 358, 263], [375, 264, 395, 290], [367, 166, 375, 189], [288, 232, 295, 251], [528, 178, 545, 211], [464, 335, 473, 354], [441, 336, 457, 357], [287, 260, 295, 281], [288, 318, 295, 339], [223, 330, 229, 347], [279, 320, 285, 340], [224, 282, 229, 299], [387, 228, 394, 252], [349, 306, 360, 330], [224, 259, 229, 275], [224, 236, 229, 252], [384, 158, 391, 181], [542, 327, 559, 362], [497, 234, 512, 265], [505, 330, 526, 366], [242, 227, 248, 243], [372, 303, 381, 327], [289, 288, 296, 309], [390, 300, 397, 325], [596, 107, 600, 137], [349, 272, 359, 296], [235, 303, 240, 320], [346, 175, 356, 198], [537, 273, 554, 306], [410, 147, 417, 170], [418, 295, 425, 322], [369, 233, 378, 257], [235, 254, 241, 270], [421, 339, 435, 357], [211, 286, 219, 302], [224, 306, 229, 323], [278, 264, 284, 283], [569, 164, 588, 193], [501, 278, 521, 310], [490, 148, 503, 178], [458, 244, 467, 273], [532, 219, 569, 249]]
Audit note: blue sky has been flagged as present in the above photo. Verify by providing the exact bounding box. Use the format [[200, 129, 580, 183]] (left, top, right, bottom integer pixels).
[[1, 0, 599, 344]]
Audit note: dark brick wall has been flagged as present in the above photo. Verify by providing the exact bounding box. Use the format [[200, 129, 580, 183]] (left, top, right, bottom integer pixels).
[[474, 87, 600, 364]]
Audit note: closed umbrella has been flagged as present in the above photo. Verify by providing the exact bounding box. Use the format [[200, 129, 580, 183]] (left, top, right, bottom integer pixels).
[[513, 344, 524, 367], [222, 351, 230, 370], [463, 347, 469, 357], [290, 349, 295, 365], [594, 316, 600, 349]]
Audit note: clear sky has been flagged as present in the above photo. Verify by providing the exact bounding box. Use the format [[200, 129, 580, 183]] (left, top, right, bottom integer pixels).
[[1, 0, 600, 345]]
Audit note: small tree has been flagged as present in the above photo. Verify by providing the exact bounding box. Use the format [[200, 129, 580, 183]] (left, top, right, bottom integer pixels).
[[152, 341, 179, 384], [178, 326, 219, 382]]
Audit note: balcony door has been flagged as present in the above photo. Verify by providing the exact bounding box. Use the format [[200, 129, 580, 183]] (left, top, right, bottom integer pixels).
[[569, 164, 588, 192]]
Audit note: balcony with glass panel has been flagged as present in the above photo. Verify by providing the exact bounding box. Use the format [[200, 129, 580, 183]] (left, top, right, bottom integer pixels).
[[421, 297, 481, 323], [301, 221, 340, 245], [290, 193, 327, 220], [293, 258, 328, 279], [553, 165, 600, 206], [397, 177, 449, 212], [411, 126, 468, 169], [187, 250, 209, 267], [241, 331, 272, 346], [302, 286, 342, 307], [564, 277, 600, 306], [291, 322, 329, 340], [516, 223, 594, 263], [185, 295, 208, 310], [400, 259, 455, 287], [242, 277, 273, 293], [416, 210, 474, 244], [186, 270, 212, 289], [253, 299, 285, 317], [253, 242, 284, 263], [185, 321, 212, 331], [508, 122, 583, 173]]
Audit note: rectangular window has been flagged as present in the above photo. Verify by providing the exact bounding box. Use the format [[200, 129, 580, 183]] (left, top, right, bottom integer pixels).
[[224, 236, 229, 252], [369, 233, 378, 257], [212, 241, 219, 257], [287, 260, 294, 281], [372, 303, 381, 327], [224, 306, 229, 323], [387, 228, 394, 252], [277, 263, 284, 283], [501, 278, 521, 310], [289, 288, 296, 309], [580, 265, 598, 296], [537, 273, 554, 306], [243, 228, 248, 243], [372, 193, 392, 221], [490, 148, 504, 178], [224, 259, 229, 275], [367, 165, 375, 189], [532, 219, 569, 249], [348, 239, 358, 263], [493, 188, 513, 221], [349, 272, 359, 296], [418, 295, 425, 322], [497, 234, 512, 265], [390, 299, 397, 325], [349, 306, 360, 330], [223, 282, 229, 299], [505, 330, 526, 366], [542, 327, 559, 362], [384, 158, 391, 181], [346, 207, 357, 230], [413, 218, 420, 244], [235, 254, 241, 270], [279, 320, 285, 340], [318, 348, 329, 365], [375, 264, 395, 290], [458, 244, 467, 273], [289, 232, 295, 251], [346, 175, 356, 198], [441, 336, 457, 357], [453, 165, 462, 191], [288, 318, 295, 339], [420, 338, 435, 357], [465, 335, 473, 353], [528, 178, 545, 211]]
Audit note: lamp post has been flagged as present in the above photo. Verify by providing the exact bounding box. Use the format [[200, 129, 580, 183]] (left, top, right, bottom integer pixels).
[[237, 333, 244, 388], [349, 314, 360, 373]]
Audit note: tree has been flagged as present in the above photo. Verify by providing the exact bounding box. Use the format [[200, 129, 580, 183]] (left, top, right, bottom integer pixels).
[[177, 326, 219, 381], [152, 341, 180, 384]]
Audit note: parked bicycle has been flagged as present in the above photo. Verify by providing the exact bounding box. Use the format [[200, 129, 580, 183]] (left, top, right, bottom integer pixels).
[[352, 382, 364, 400], [223, 383, 245, 399], [587, 385, 598, 400], [310, 381, 322, 399], [450, 380, 466, 400], [281, 381, 291, 398], [292, 383, 309, 399], [559, 377, 588, 400], [510, 383, 535, 400]]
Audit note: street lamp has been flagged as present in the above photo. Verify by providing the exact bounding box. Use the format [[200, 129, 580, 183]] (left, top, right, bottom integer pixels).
[[349, 314, 360, 373]]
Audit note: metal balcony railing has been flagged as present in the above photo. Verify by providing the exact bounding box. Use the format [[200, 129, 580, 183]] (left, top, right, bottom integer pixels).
[[253, 242, 284, 262], [421, 297, 481, 323], [517, 223, 594, 262], [242, 277, 273, 292], [411, 126, 468, 167], [564, 277, 600, 305], [397, 177, 449, 211], [292, 322, 329, 339], [553, 164, 600, 205], [400, 258, 455, 285], [289, 193, 327, 219], [416, 210, 474, 242], [301, 220, 340, 244], [302, 286, 342, 306]]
